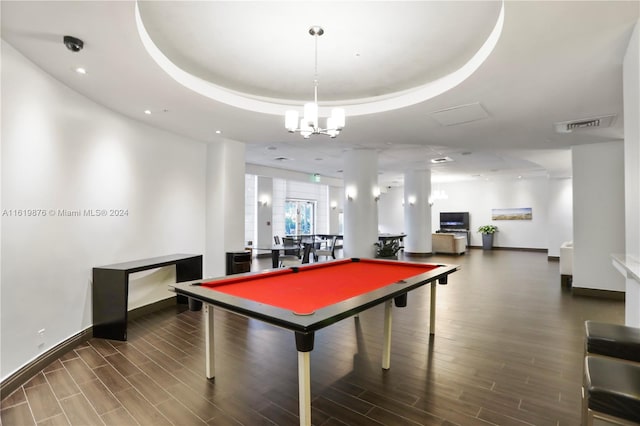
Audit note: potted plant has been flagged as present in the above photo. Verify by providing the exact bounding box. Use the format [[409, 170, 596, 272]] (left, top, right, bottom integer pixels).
[[374, 240, 402, 259], [477, 225, 498, 250]]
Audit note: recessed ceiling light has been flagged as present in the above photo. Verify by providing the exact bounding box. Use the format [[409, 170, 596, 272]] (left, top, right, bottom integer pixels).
[[430, 157, 454, 164], [314, 158, 323, 161], [74, 67, 87, 74], [144, 110, 151, 115], [336, 169, 343, 173], [266, 146, 277, 151], [215, 130, 222, 134]]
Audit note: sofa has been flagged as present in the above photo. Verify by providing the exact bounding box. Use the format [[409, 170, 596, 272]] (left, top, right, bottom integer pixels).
[[560, 241, 573, 288], [432, 233, 466, 255]]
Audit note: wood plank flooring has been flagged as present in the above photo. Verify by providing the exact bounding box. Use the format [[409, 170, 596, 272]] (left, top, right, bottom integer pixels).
[[1, 250, 624, 425]]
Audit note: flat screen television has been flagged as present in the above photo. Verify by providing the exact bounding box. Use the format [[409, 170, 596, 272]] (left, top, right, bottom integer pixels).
[[440, 212, 469, 230]]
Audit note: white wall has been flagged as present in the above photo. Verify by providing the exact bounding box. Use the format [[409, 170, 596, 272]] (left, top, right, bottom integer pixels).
[[423, 178, 551, 248], [547, 178, 574, 257], [244, 174, 257, 246], [1, 42, 207, 380], [624, 22, 640, 262], [572, 141, 625, 292], [622, 21, 640, 325], [256, 176, 273, 249], [378, 186, 405, 234], [378, 177, 573, 254], [246, 171, 334, 246]]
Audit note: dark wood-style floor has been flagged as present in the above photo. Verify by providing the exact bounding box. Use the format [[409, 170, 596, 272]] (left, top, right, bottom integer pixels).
[[1, 250, 624, 425]]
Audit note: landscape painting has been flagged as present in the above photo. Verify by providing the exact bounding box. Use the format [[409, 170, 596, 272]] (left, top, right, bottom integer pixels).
[[492, 207, 532, 220]]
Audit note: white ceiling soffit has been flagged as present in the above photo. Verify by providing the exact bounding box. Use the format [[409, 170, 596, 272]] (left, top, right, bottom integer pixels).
[[134, 1, 505, 117], [430, 102, 490, 126]]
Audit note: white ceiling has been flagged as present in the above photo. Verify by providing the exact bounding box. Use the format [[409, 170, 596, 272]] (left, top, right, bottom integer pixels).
[[2, 1, 638, 187]]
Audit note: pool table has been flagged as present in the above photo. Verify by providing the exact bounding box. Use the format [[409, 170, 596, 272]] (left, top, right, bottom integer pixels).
[[171, 258, 459, 426]]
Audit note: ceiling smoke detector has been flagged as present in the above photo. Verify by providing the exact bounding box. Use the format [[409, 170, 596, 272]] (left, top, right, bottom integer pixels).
[[554, 114, 616, 133]]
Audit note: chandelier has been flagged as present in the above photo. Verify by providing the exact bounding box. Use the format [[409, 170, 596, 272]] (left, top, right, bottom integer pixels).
[[285, 26, 345, 138]]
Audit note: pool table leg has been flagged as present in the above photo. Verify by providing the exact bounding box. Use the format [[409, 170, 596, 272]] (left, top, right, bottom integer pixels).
[[205, 304, 215, 379], [430, 283, 437, 335], [298, 351, 311, 426], [382, 300, 393, 370]]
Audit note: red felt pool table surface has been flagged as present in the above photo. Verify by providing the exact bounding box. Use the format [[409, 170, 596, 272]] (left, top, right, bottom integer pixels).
[[200, 258, 439, 315]]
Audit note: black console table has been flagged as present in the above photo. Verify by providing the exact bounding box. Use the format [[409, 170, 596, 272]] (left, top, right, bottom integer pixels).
[[93, 254, 202, 341]]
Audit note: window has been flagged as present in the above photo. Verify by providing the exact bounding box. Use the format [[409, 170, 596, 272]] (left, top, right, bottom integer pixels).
[[285, 199, 316, 235]]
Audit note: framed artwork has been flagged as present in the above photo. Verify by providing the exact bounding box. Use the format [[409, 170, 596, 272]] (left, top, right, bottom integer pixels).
[[491, 208, 532, 220]]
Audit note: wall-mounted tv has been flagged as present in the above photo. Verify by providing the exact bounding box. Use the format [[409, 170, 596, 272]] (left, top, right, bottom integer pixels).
[[440, 212, 470, 230]]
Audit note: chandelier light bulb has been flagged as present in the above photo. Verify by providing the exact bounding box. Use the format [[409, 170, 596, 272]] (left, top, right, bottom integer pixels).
[[331, 108, 345, 130], [285, 110, 299, 132], [303, 102, 318, 128]]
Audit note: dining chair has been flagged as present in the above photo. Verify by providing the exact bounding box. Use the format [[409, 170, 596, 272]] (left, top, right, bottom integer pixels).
[[281, 244, 313, 268], [315, 236, 337, 261], [276, 236, 300, 266], [282, 237, 301, 257]]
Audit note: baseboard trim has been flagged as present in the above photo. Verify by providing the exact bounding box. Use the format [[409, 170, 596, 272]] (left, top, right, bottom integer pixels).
[[404, 252, 432, 258], [0, 297, 184, 400], [1, 327, 93, 400], [548, 256, 559, 261], [468, 246, 547, 253], [572, 287, 625, 301]]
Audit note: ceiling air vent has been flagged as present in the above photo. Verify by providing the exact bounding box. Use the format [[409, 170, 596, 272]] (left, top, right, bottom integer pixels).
[[555, 114, 616, 133]]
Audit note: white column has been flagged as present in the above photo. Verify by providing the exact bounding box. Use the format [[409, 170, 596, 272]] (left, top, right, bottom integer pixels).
[[572, 142, 625, 293], [343, 149, 378, 258], [403, 170, 431, 255], [546, 178, 573, 258], [205, 139, 246, 277]]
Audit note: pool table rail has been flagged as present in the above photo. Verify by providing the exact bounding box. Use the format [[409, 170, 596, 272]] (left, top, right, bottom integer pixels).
[[170, 258, 458, 335]]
